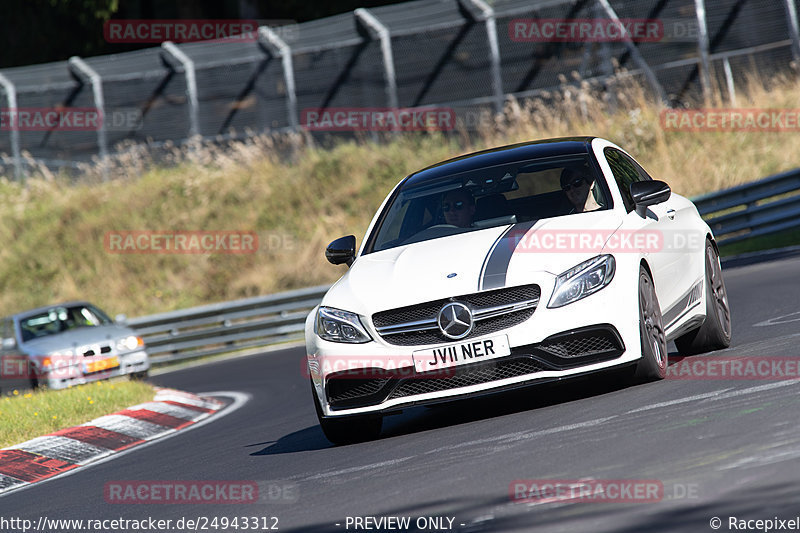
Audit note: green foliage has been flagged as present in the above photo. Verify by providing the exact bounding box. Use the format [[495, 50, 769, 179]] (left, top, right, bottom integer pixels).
[[1, 0, 120, 67]]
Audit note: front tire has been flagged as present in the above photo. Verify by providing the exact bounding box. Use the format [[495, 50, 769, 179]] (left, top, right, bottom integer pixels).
[[675, 241, 731, 355], [310, 379, 382, 445], [633, 266, 668, 382]]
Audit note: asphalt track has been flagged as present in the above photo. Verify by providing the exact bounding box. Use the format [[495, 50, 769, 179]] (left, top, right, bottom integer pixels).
[[3, 253, 800, 532]]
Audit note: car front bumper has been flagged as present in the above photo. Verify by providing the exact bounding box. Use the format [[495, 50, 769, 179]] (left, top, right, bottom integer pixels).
[[307, 271, 642, 418]]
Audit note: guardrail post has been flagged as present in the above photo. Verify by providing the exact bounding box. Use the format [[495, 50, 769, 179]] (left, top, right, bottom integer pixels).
[[354, 8, 399, 110], [161, 42, 200, 139], [693, 0, 714, 104], [68, 57, 108, 181], [0, 73, 22, 181], [785, 0, 800, 68], [462, 0, 504, 115], [595, 0, 668, 105], [258, 26, 299, 131]]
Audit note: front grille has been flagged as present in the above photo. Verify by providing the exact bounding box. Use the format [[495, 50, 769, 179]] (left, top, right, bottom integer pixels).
[[372, 302, 442, 327], [382, 309, 535, 346], [373, 285, 540, 346], [387, 357, 548, 399]]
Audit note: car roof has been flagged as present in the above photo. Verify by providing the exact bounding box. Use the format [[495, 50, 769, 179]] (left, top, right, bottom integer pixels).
[[11, 301, 97, 320], [403, 136, 596, 187]]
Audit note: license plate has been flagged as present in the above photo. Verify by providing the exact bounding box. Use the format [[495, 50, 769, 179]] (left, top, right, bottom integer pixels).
[[85, 356, 119, 374], [412, 335, 510, 374]]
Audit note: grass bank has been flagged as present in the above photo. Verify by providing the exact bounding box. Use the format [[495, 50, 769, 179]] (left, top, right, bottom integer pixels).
[[0, 75, 799, 318]]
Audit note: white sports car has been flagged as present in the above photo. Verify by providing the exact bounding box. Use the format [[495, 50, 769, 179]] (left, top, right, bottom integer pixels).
[[305, 137, 731, 444]]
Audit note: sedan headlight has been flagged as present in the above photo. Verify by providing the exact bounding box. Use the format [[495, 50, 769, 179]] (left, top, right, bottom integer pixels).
[[316, 307, 372, 343], [548, 255, 616, 308], [116, 335, 144, 353]]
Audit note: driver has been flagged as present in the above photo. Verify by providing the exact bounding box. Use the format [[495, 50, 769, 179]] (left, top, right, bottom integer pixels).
[[560, 168, 602, 213], [442, 189, 476, 228]]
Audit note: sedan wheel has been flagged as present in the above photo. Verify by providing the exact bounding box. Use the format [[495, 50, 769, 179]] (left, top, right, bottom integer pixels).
[[675, 241, 732, 355], [633, 266, 668, 382]]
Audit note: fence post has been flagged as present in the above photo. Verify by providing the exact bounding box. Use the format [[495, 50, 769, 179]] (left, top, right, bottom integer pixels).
[[595, 0, 668, 104], [68, 57, 108, 181], [722, 56, 736, 105], [161, 42, 200, 139], [785, 0, 800, 67], [0, 73, 22, 181], [693, 0, 714, 103], [354, 8, 399, 110], [258, 26, 299, 131], [463, 0, 504, 114]]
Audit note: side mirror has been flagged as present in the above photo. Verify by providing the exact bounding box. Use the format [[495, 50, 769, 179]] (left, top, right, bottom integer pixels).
[[2, 337, 16, 350], [631, 180, 671, 217], [325, 235, 356, 266], [115, 314, 128, 326]]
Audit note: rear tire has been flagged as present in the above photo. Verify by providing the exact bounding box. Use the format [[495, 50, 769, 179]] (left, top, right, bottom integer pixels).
[[633, 266, 668, 382], [675, 241, 731, 355], [310, 379, 382, 445]]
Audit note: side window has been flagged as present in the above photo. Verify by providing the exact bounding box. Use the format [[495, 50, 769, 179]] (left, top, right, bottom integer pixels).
[[604, 148, 650, 213]]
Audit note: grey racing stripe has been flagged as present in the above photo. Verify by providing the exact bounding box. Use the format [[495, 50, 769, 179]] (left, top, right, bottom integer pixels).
[[479, 220, 538, 291], [662, 279, 704, 328]]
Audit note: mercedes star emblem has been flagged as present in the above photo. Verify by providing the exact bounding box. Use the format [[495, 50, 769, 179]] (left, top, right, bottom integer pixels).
[[437, 302, 473, 340]]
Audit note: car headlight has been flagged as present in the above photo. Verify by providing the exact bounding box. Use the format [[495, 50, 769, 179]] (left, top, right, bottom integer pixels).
[[316, 307, 372, 343], [548, 255, 616, 308], [116, 335, 144, 353]]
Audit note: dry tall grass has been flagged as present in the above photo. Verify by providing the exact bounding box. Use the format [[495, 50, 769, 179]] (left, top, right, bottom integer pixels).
[[0, 74, 798, 317]]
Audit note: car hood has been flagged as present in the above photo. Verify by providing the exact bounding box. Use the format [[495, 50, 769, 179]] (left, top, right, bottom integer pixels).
[[324, 211, 623, 315], [20, 325, 136, 354]]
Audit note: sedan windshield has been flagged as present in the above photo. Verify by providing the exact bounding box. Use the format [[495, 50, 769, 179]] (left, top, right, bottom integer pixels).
[[368, 154, 609, 253], [19, 304, 113, 342]]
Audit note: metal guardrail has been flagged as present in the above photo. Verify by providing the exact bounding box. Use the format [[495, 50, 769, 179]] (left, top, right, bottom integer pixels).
[[126, 284, 329, 365], [126, 169, 800, 366], [2, 0, 799, 178], [693, 168, 800, 245]]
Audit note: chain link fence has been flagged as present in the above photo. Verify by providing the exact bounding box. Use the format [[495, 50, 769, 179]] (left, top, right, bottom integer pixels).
[[0, 0, 798, 179]]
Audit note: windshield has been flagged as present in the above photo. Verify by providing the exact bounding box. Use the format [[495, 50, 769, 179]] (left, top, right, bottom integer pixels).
[[19, 304, 113, 342], [367, 154, 609, 253]]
